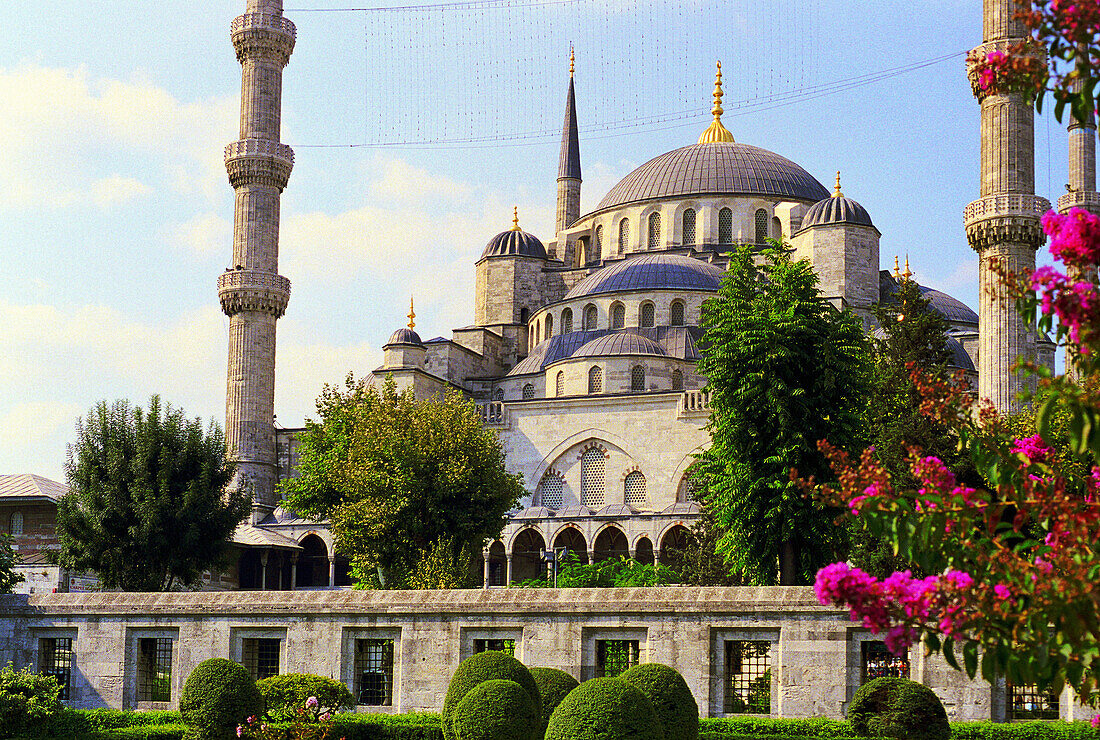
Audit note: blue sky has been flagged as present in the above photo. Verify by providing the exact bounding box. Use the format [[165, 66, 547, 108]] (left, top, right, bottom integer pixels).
[[0, 0, 1072, 481]]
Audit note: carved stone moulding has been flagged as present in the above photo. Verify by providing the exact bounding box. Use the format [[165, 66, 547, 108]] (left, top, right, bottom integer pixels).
[[1057, 191, 1100, 215], [964, 215, 1047, 251], [224, 145, 294, 190], [231, 13, 296, 66], [218, 270, 292, 317]]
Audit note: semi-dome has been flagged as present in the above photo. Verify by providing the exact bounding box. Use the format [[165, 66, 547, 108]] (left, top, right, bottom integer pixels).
[[386, 327, 422, 346], [574, 332, 667, 358], [594, 141, 830, 213], [800, 195, 873, 229], [565, 253, 725, 299], [921, 287, 979, 325]]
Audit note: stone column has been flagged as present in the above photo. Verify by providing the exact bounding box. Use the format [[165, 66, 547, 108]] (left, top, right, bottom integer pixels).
[[328, 556, 336, 587], [220, 0, 296, 524], [963, 0, 1050, 414], [482, 550, 490, 589], [259, 550, 269, 591], [289, 553, 298, 590], [505, 555, 513, 586]]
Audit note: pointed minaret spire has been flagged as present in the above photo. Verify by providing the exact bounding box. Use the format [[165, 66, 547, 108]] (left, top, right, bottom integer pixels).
[[511, 206, 522, 231], [698, 61, 735, 144], [832, 171, 843, 198], [556, 46, 582, 235], [407, 296, 416, 330]]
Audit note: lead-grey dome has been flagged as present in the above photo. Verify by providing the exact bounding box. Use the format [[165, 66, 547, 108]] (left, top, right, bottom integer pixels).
[[480, 229, 547, 260], [386, 327, 422, 346], [574, 332, 667, 358], [565, 253, 725, 300], [800, 195, 874, 229], [595, 141, 830, 213]]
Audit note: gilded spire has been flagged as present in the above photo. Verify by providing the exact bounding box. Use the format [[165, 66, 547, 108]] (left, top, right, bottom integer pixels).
[[407, 296, 415, 330], [902, 256, 913, 282], [698, 61, 735, 144], [511, 206, 521, 231], [893, 256, 901, 279], [569, 44, 575, 78], [833, 171, 844, 198]]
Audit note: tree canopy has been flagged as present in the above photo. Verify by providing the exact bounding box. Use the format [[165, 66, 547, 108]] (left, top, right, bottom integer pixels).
[[281, 375, 523, 588], [56, 397, 248, 591], [0, 534, 24, 594], [695, 244, 872, 585]]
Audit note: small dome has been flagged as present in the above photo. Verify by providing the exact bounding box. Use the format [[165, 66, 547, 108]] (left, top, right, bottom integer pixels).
[[565, 253, 725, 300], [800, 195, 874, 229], [556, 505, 591, 518], [921, 287, 979, 325], [386, 327, 422, 346], [946, 336, 976, 371], [574, 332, 667, 358], [480, 229, 547, 260], [594, 504, 637, 517], [513, 506, 555, 519], [594, 142, 830, 213], [661, 501, 702, 515]]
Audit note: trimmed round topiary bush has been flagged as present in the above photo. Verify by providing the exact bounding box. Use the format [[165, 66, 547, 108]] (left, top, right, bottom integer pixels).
[[847, 677, 949, 740], [255, 673, 354, 722], [619, 663, 699, 740], [545, 677, 663, 740], [443, 651, 541, 740], [179, 658, 263, 740], [452, 679, 538, 740], [529, 668, 579, 740]]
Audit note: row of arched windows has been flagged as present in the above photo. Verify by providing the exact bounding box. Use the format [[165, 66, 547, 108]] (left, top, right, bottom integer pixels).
[[536, 466, 700, 511], [534, 300, 688, 342], [501, 366, 685, 401], [600, 207, 774, 251]]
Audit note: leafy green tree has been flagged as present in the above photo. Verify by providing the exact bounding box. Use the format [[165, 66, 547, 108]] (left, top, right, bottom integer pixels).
[[56, 397, 247, 591], [512, 552, 679, 588], [282, 375, 523, 589], [0, 535, 24, 594], [695, 244, 872, 585]]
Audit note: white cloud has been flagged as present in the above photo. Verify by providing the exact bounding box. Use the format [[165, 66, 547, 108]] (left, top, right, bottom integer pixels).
[[90, 175, 150, 207]]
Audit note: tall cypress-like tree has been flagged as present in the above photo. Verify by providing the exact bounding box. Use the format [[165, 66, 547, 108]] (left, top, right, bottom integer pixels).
[[696, 245, 872, 585], [56, 397, 248, 591]]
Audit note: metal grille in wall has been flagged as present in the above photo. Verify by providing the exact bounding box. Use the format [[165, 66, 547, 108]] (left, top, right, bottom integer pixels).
[[580, 448, 605, 507], [672, 369, 684, 390], [612, 303, 625, 329], [724, 640, 771, 714], [624, 471, 647, 507], [755, 208, 769, 244], [588, 366, 603, 394], [474, 639, 516, 656], [39, 637, 73, 700], [355, 639, 394, 706], [1008, 683, 1060, 720], [596, 639, 639, 678], [719, 208, 734, 244], [137, 637, 172, 702], [243, 638, 280, 681], [555, 371, 565, 397], [641, 303, 655, 327], [585, 306, 598, 331], [523, 384, 535, 400], [861, 641, 910, 684], [562, 309, 573, 333], [682, 209, 696, 245], [595, 225, 603, 254], [539, 475, 564, 508], [619, 218, 629, 253], [631, 365, 645, 392], [648, 212, 661, 250], [670, 301, 685, 326]]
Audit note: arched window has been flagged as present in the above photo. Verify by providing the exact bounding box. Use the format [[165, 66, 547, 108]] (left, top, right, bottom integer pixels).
[[594, 225, 603, 254], [555, 371, 565, 396], [580, 448, 606, 507], [584, 304, 598, 331], [640, 302, 655, 328], [519, 307, 529, 324], [545, 314, 553, 341], [671, 369, 684, 391], [631, 365, 645, 392], [492, 388, 505, 401], [647, 212, 662, 250], [533, 319, 540, 342], [755, 208, 769, 245], [677, 473, 701, 503], [610, 302, 625, 329], [618, 218, 629, 254], [538, 474, 564, 509], [772, 215, 782, 240], [561, 308, 573, 334], [670, 301, 685, 326], [9, 512, 23, 536], [522, 383, 535, 400], [719, 208, 734, 245], [588, 366, 603, 394], [682, 209, 696, 245], [624, 471, 647, 507]]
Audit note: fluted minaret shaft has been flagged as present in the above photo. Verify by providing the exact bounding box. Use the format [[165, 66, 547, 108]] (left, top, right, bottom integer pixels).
[[220, 0, 295, 524], [964, 0, 1050, 414], [556, 71, 581, 235]]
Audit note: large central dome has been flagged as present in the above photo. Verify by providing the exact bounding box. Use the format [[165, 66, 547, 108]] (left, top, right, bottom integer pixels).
[[594, 141, 830, 213]]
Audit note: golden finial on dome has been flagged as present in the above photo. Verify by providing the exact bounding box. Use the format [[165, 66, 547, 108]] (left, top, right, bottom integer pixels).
[[511, 206, 521, 231], [569, 44, 575, 78], [902, 255, 913, 282], [407, 296, 415, 330], [833, 171, 844, 198], [893, 256, 901, 278], [697, 60, 735, 145]]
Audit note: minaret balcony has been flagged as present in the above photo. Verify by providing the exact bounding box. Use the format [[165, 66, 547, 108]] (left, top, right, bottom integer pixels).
[[218, 269, 291, 318], [964, 194, 1050, 250], [225, 139, 294, 189], [231, 13, 296, 65], [1057, 191, 1100, 215]]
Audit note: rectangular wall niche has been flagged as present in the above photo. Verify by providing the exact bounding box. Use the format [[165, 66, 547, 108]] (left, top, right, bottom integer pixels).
[[709, 628, 779, 717], [460, 627, 523, 662], [34, 629, 77, 702], [124, 627, 180, 709], [342, 627, 401, 713], [230, 627, 287, 682], [581, 627, 647, 682]]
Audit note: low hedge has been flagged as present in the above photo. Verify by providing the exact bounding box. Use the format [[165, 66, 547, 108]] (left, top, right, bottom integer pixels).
[[947, 722, 1100, 740], [90, 726, 189, 740], [700, 718, 854, 737], [54, 709, 184, 734]]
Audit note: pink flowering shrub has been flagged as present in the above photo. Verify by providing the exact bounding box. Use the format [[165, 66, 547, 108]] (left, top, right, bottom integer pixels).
[[1014, 0, 1100, 122]]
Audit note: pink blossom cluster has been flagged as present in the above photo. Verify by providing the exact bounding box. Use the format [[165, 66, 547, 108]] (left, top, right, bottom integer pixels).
[[1031, 266, 1100, 349], [1011, 434, 1055, 463], [977, 50, 1007, 91], [1042, 208, 1100, 265]]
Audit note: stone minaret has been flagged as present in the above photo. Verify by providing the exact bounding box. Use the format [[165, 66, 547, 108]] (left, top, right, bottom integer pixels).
[[964, 0, 1050, 414], [556, 48, 581, 235], [218, 0, 295, 524]]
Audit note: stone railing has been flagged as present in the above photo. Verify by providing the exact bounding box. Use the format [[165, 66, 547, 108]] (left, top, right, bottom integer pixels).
[[231, 12, 297, 40], [1057, 190, 1100, 214], [963, 194, 1050, 228], [217, 269, 291, 317], [477, 401, 505, 426], [224, 138, 295, 167], [217, 269, 290, 293], [679, 390, 710, 414]]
